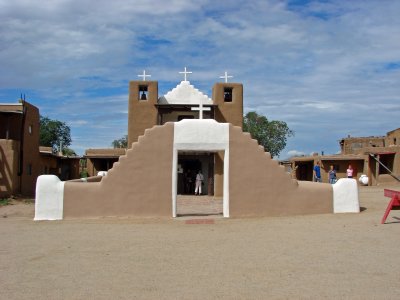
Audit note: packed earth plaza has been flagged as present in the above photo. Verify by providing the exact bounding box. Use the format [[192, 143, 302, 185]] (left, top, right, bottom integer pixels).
[[1, 185, 400, 299], [35, 69, 359, 220]]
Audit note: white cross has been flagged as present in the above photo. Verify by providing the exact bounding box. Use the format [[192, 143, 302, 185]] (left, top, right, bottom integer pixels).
[[220, 71, 233, 83], [191, 98, 211, 119], [138, 70, 151, 81], [179, 66, 192, 82]]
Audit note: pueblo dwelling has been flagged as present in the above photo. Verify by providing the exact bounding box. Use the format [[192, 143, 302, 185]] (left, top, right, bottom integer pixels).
[[289, 128, 400, 186], [0, 99, 80, 198], [35, 69, 359, 220]]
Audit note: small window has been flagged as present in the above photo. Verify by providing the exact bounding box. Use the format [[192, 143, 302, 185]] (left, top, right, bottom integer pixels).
[[394, 138, 397, 145], [28, 125, 32, 134], [224, 87, 233, 102], [139, 85, 148, 100]]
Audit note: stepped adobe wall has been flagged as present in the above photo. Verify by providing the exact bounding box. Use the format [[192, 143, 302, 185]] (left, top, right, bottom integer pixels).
[[36, 120, 351, 220], [63, 123, 174, 218], [229, 125, 332, 217]]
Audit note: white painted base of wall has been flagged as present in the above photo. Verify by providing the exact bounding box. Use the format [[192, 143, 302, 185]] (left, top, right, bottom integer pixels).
[[333, 178, 360, 213], [34, 175, 64, 220]]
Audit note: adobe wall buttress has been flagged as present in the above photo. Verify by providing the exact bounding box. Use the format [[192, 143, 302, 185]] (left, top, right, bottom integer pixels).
[[63, 123, 174, 218], [229, 125, 333, 217]]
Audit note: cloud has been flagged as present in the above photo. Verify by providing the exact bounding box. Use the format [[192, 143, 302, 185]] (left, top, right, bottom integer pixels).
[[287, 150, 306, 157], [0, 0, 399, 156]]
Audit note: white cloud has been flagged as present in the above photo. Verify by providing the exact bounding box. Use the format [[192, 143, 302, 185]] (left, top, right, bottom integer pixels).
[[0, 0, 399, 156], [287, 150, 306, 157]]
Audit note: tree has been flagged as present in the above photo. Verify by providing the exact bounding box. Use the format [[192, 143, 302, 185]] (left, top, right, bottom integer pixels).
[[112, 135, 128, 148], [243, 111, 294, 158], [39, 116, 72, 153], [62, 147, 77, 156]]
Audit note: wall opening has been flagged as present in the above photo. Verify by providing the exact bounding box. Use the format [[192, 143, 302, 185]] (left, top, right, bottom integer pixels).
[[175, 151, 222, 217], [378, 153, 395, 175], [224, 87, 233, 102], [139, 85, 148, 100], [295, 161, 313, 181]]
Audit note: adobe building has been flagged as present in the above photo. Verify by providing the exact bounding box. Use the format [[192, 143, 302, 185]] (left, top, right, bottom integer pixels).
[[85, 148, 127, 177], [35, 70, 359, 220], [84, 70, 243, 195], [290, 128, 400, 186], [0, 100, 80, 197], [127, 74, 243, 197]]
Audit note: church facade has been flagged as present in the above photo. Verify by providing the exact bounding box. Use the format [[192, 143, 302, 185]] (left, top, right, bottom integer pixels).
[[35, 70, 359, 220], [127, 76, 243, 197]]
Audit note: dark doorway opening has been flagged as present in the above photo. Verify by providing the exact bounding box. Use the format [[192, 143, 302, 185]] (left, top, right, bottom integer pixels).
[[378, 153, 395, 175], [295, 161, 314, 181], [178, 157, 201, 195], [176, 152, 222, 217]]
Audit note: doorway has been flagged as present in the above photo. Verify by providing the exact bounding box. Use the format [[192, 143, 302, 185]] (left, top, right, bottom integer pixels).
[[295, 161, 314, 181], [177, 152, 214, 196], [175, 151, 222, 217]]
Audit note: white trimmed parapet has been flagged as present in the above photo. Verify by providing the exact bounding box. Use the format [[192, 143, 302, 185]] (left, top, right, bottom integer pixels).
[[332, 178, 360, 213], [34, 175, 64, 220]]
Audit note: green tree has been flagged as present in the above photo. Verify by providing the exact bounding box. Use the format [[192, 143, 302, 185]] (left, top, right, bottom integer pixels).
[[243, 111, 294, 158], [62, 147, 77, 156], [112, 135, 128, 148], [39, 116, 72, 152]]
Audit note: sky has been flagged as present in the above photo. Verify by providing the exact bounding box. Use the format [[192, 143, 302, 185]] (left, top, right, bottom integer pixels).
[[1, 0, 399, 158]]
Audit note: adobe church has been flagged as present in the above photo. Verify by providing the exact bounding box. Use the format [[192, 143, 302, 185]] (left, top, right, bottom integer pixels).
[[127, 69, 243, 197], [35, 69, 359, 220]]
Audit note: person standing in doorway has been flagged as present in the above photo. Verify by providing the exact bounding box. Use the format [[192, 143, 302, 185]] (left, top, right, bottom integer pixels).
[[347, 164, 354, 178], [195, 170, 204, 195], [313, 161, 322, 183], [328, 165, 337, 184]]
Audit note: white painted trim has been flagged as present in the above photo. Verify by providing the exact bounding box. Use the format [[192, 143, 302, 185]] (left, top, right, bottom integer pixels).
[[172, 149, 178, 218], [159, 81, 213, 105], [173, 120, 230, 217], [333, 178, 360, 213], [34, 175, 64, 220], [223, 148, 229, 217]]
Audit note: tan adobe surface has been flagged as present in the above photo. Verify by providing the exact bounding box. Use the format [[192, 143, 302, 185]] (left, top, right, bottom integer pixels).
[[63, 122, 333, 218]]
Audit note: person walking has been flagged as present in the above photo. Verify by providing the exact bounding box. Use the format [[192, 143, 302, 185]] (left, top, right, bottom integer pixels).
[[195, 170, 204, 195], [313, 161, 322, 183], [347, 164, 354, 178], [328, 165, 337, 184]]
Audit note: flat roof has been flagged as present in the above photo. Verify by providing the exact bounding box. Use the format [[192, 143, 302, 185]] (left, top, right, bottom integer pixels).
[[84, 155, 121, 159], [0, 103, 23, 114]]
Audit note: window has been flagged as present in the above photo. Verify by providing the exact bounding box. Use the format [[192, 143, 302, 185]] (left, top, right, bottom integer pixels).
[[139, 85, 148, 100], [28, 125, 32, 134], [224, 87, 233, 102]]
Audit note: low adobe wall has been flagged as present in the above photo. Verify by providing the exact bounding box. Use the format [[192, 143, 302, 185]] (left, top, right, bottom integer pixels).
[[63, 123, 174, 218], [35, 121, 359, 220], [229, 126, 333, 217]]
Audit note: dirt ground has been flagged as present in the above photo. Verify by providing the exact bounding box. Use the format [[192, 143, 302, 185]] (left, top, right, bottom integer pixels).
[[1, 185, 400, 299]]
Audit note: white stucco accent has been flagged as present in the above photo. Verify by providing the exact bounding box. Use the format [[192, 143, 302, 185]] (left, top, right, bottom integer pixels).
[[159, 81, 213, 105], [34, 175, 64, 220], [172, 119, 230, 217], [174, 119, 229, 150], [333, 178, 360, 213]]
